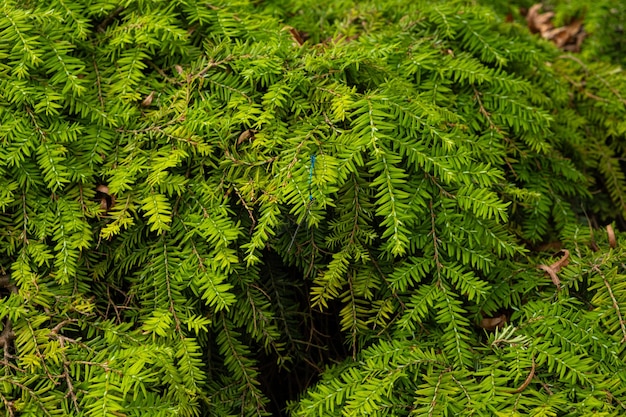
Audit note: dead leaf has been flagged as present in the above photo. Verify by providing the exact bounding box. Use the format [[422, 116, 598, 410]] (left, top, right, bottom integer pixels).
[[141, 91, 155, 107], [479, 314, 507, 330], [607, 224, 617, 248], [544, 19, 583, 48], [284, 26, 306, 46], [550, 249, 570, 272], [537, 249, 569, 290], [570, 29, 586, 52], [526, 4, 586, 52], [96, 185, 115, 212], [237, 129, 256, 146], [526, 4, 554, 34], [538, 264, 561, 289]]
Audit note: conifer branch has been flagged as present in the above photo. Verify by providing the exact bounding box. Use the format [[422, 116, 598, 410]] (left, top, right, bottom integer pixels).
[[511, 356, 536, 394], [429, 199, 443, 274], [0, 390, 15, 417], [557, 54, 626, 105], [162, 239, 183, 336], [96, 6, 124, 33], [57, 337, 80, 412], [593, 264, 626, 343], [2, 0, 626, 414]]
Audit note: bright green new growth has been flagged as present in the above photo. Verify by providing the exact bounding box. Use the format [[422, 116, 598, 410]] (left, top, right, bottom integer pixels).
[[1, 0, 626, 415]]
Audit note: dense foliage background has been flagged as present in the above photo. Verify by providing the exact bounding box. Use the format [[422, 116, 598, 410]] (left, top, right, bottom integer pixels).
[[1, 0, 626, 415]]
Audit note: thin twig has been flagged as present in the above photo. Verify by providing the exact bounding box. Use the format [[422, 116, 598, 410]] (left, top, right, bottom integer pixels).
[[233, 186, 256, 233], [511, 356, 536, 394], [593, 265, 626, 343], [49, 319, 76, 336], [0, 390, 15, 416], [57, 338, 80, 412]]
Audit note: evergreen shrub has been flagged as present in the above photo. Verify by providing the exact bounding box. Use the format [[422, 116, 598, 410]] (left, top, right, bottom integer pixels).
[[1, 0, 626, 415]]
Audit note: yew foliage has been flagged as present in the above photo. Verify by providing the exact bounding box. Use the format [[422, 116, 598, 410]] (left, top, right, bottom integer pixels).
[[1, 0, 626, 416]]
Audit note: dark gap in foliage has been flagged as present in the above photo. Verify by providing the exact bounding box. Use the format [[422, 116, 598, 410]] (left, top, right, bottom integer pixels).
[[255, 255, 350, 416]]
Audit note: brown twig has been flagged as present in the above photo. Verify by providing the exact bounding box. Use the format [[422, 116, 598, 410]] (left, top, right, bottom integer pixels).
[[0, 390, 15, 416], [193, 55, 251, 80], [233, 185, 256, 233], [57, 338, 80, 412], [593, 265, 626, 343], [511, 356, 536, 394], [49, 319, 77, 337]]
